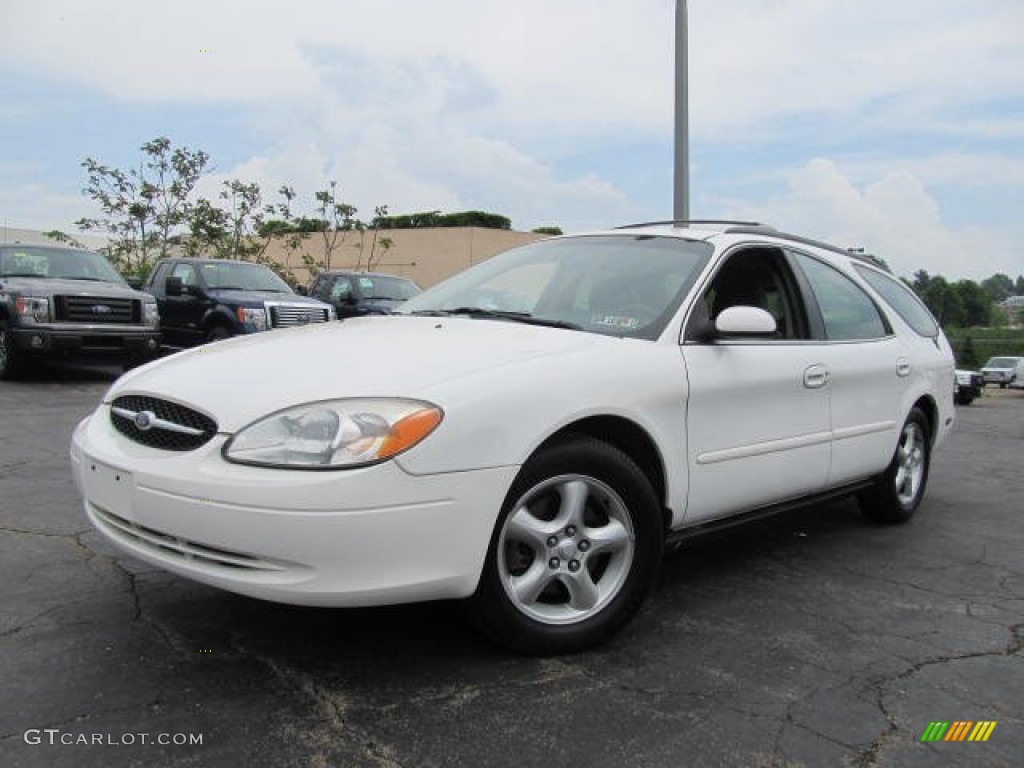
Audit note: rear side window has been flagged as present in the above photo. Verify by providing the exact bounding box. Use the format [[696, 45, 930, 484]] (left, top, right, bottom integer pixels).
[[793, 253, 889, 340], [853, 264, 939, 338]]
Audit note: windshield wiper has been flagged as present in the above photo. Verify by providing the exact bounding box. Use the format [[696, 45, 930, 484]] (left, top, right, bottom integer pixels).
[[411, 307, 581, 330]]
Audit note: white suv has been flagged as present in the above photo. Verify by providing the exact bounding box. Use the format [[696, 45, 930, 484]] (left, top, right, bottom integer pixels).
[[71, 221, 955, 653]]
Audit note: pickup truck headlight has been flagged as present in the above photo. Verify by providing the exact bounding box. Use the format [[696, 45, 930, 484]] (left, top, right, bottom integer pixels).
[[143, 300, 160, 327], [235, 306, 268, 331], [223, 398, 443, 469], [15, 296, 51, 323]]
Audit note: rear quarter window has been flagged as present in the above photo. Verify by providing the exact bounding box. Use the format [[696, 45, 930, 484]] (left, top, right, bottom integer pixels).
[[853, 264, 939, 338]]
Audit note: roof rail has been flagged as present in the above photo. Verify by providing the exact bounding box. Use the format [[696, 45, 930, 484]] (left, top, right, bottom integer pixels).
[[614, 219, 774, 232]]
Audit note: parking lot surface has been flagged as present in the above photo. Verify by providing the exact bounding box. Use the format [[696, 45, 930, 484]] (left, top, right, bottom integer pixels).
[[1, 367, 1021, 768]]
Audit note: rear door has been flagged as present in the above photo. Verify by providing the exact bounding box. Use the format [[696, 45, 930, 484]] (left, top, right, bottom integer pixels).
[[787, 250, 905, 485]]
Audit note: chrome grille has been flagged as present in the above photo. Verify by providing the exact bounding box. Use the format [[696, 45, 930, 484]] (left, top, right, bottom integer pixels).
[[55, 295, 139, 323], [269, 304, 331, 328], [110, 395, 217, 451]]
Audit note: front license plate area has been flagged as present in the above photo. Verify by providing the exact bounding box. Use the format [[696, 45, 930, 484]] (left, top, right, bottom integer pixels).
[[84, 460, 134, 520]]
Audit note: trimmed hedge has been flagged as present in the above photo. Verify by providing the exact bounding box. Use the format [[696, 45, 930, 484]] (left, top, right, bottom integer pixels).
[[946, 327, 1024, 368]]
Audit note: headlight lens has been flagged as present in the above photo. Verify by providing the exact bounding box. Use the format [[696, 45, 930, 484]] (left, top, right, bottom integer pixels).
[[223, 398, 443, 469], [143, 300, 160, 327], [15, 296, 51, 323], [236, 306, 268, 331]]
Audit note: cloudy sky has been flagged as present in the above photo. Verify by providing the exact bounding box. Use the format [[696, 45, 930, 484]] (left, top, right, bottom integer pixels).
[[1, 0, 1022, 281]]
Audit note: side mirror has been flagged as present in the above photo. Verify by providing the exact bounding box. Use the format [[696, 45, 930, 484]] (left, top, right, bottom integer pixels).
[[714, 306, 777, 338], [166, 276, 183, 296], [295, 285, 309, 296]]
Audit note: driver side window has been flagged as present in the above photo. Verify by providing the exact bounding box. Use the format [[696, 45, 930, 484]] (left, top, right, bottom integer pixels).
[[689, 247, 807, 340]]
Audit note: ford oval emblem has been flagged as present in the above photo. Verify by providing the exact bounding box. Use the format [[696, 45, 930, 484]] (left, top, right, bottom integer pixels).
[[134, 411, 156, 431]]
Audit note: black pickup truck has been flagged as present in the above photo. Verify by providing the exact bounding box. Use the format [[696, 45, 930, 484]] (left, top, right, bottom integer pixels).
[[144, 258, 334, 348], [0, 244, 160, 379]]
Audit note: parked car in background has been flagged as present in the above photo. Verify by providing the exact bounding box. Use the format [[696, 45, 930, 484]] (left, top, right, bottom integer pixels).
[[1007, 360, 1024, 390], [980, 356, 1023, 388], [0, 244, 159, 379], [306, 270, 422, 318], [144, 258, 334, 347], [954, 369, 983, 405], [72, 221, 955, 654]]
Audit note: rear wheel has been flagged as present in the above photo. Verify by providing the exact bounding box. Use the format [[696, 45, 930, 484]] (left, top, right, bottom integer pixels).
[[469, 436, 663, 654], [858, 407, 931, 524]]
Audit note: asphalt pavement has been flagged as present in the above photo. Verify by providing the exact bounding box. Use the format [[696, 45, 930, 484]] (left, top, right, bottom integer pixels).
[[1, 366, 1021, 768]]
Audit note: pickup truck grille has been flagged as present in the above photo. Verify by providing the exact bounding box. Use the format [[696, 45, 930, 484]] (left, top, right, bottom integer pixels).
[[55, 295, 140, 324], [110, 395, 218, 451], [269, 305, 331, 328]]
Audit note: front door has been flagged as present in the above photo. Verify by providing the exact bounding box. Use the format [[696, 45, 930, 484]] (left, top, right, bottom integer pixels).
[[681, 247, 831, 523]]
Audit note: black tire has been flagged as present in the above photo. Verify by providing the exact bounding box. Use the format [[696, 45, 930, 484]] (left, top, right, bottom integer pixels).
[[0, 322, 25, 381], [469, 436, 663, 654], [999, 383, 1007, 389], [858, 407, 931, 524], [955, 392, 974, 406], [206, 325, 233, 343]]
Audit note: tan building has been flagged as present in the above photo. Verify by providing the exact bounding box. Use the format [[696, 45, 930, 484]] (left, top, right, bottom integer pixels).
[[263, 226, 549, 289]]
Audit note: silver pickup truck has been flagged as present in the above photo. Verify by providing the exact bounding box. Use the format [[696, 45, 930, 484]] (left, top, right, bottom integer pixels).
[[0, 244, 160, 379]]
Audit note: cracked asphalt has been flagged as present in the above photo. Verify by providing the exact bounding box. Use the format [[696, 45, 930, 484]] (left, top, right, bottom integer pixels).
[[1, 366, 1021, 768]]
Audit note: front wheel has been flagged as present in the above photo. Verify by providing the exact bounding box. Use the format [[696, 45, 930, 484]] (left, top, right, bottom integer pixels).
[[206, 325, 234, 343], [0, 323, 25, 380], [858, 407, 931, 524], [469, 436, 663, 654]]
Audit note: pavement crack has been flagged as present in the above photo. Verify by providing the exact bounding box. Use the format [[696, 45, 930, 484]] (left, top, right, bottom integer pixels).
[[229, 638, 406, 768]]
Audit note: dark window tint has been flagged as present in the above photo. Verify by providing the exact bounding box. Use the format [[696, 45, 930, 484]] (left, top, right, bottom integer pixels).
[[853, 264, 939, 338]]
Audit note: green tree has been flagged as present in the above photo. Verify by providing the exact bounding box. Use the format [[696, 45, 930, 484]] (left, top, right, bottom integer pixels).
[[922, 276, 964, 327], [952, 279, 993, 327], [1015, 275, 1024, 296], [76, 137, 209, 277], [981, 273, 1014, 302], [43, 230, 86, 249]]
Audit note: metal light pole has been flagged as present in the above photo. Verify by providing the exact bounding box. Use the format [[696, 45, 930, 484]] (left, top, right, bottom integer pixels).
[[673, 0, 689, 222]]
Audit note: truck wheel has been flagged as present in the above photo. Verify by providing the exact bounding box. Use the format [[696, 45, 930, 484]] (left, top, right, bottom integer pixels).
[[206, 325, 233, 343], [0, 323, 25, 380]]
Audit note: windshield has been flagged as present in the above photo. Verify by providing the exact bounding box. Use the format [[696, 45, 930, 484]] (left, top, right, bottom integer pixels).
[[359, 275, 421, 301], [0, 245, 126, 284], [984, 357, 1020, 368], [398, 235, 714, 339], [200, 262, 292, 293]]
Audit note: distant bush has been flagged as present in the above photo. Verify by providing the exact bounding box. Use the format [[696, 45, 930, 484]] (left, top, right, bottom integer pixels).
[[532, 226, 563, 236], [373, 210, 512, 230]]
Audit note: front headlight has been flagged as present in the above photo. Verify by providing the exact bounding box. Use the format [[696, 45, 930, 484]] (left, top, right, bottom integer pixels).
[[143, 300, 160, 327], [236, 306, 268, 331], [223, 398, 443, 469], [15, 296, 51, 323]]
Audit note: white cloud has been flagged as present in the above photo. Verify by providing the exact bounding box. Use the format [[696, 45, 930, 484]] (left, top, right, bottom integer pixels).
[[732, 158, 1021, 280], [2, 1, 1022, 279]]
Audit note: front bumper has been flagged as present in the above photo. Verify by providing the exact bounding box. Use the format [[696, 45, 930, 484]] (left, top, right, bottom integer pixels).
[[71, 407, 516, 606], [13, 325, 160, 356]]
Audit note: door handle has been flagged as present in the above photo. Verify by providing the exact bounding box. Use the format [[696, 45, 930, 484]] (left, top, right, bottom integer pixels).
[[896, 358, 911, 377], [804, 364, 829, 389]]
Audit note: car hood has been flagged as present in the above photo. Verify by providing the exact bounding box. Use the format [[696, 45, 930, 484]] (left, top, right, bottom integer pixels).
[[0, 276, 147, 298], [111, 316, 607, 431], [206, 289, 328, 306]]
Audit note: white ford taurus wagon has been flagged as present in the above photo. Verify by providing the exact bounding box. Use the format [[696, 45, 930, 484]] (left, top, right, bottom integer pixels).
[[71, 221, 955, 653]]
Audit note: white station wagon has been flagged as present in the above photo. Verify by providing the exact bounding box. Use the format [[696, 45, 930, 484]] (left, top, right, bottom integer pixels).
[[71, 221, 955, 653]]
